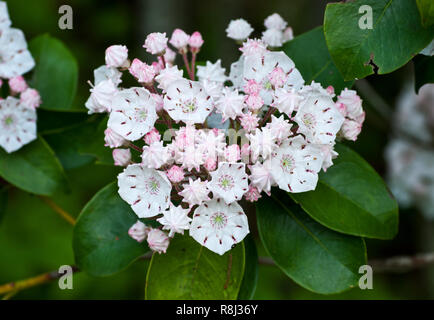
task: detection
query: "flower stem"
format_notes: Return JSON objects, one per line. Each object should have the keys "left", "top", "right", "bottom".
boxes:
{"left": 38, "top": 196, "right": 76, "bottom": 226}
{"left": 127, "top": 142, "right": 143, "bottom": 153}
{"left": 260, "top": 107, "right": 276, "bottom": 127}
{"left": 191, "top": 52, "right": 197, "bottom": 81}
{"left": 182, "top": 53, "right": 193, "bottom": 80}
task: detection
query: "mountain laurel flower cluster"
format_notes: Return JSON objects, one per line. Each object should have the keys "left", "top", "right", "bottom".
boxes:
{"left": 0, "top": 1, "right": 41, "bottom": 153}
{"left": 85, "top": 13, "right": 365, "bottom": 256}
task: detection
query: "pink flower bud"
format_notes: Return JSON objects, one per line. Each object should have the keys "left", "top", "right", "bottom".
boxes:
{"left": 20, "top": 88, "right": 41, "bottom": 110}
{"left": 147, "top": 229, "right": 170, "bottom": 254}
{"left": 144, "top": 32, "right": 168, "bottom": 55}
{"left": 128, "top": 220, "right": 150, "bottom": 243}
{"left": 9, "top": 76, "right": 28, "bottom": 93}
{"left": 244, "top": 185, "right": 261, "bottom": 202}
{"left": 224, "top": 144, "right": 241, "bottom": 162}
{"left": 170, "top": 28, "right": 190, "bottom": 51}
{"left": 326, "top": 85, "right": 335, "bottom": 96}
{"left": 105, "top": 45, "right": 128, "bottom": 68}
{"left": 244, "top": 79, "right": 261, "bottom": 95}
{"left": 163, "top": 48, "right": 176, "bottom": 65}
{"left": 282, "top": 27, "right": 294, "bottom": 42}
{"left": 341, "top": 119, "right": 362, "bottom": 141}
{"left": 166, "top": 165, "right": 185, "bottom": 183}
{"left": 268, "top": 67, "right": 287, "bottom": 88}
{"left": 113, "top": 148, "right": 131, "bottom": 166}
{"left": 241, "top": 143, "right": 250, "bottom": 158}
{"left": 104, "top": 128, "right": 126, "bottom": 148}
{"left": 204, "top": 157, "right": 217, "bottom": 172}
{"left": 188, "top": 31, "right": 204, "bottom": 52}
{"left": 144, "top": 128, "right": 161, "bottom": 145}
{"left": 245, "top": 94, "right": 263, "bottom": 111}
{"left": 129, "top": 58, "right": 156, "bottom": 83}
{"left": 151, "top": 93, "right": 164, "bottom": 112}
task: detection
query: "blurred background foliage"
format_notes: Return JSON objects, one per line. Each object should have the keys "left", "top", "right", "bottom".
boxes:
{"left": 1, "top": 0, "right": 433, "bottom": 299}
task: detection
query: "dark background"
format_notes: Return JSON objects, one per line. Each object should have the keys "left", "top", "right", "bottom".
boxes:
{"left": 0, "top": 0, "right": 432, "bottom": 299}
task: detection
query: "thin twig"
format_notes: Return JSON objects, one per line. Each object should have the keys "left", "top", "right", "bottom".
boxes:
{"left": 38, "top": 196, "right": 76, "bottom": 226}
{"left": 0, "top": 266, "right": 80, "bottom": 296}
{"left": 369, "top": 252, "right": 434, "bottom": 273}
{"left": 258, "top": 253, "right": 434, "bottom": 274}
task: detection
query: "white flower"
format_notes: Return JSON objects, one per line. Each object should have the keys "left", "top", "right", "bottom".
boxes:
{"left": 197, "top": 60, "right": 227, "bottom": 83}
{"left": 294, "top": 93, "right": 344, "bottom": 145}
{"left": 155, "top": 65, "right": 184, "bottom": 91}
{"left": 164, "top": 79, "right": 213, "bottom": 124}
{"left": 0, "top": 96, "right": 37, "bottom": 153}
{"left": 243, "top": 51, "right": 304, "bottom": 105}
{"left": 108, "top": 87, "right": 158, "bottom": 141}
{"left": 128, "top": 220, "right": 150, "bottom": 243}
{"left": 93, "top": 65, "right": 122, "bottom": 86}
{"left": 340, "top": 119, "right": 362, "bottom": 141}
{"left": 248, "top": 160, "right": 274, "bottom": 195}
{"left": 105, "top": 45, "right": 128, "bottom": 68}
{"left": 264, "top": 13, "right": 287, "bottom": 31}
{"left": 262, "top": 28, "right": 283, "bottom": 47}
{"left": 190, "top": 199, "right": 249, "bottom": 255}
{"left": 200, "top": 79, "right": 224, "bottom": 100}
{"left": 179, "top": 178, "right": 210, "bottom": 207}
{"left": 208, "top": 162, "right": 248, "bottom": 204}
{"left": 147, "top": 229, "right": 170, "bottom": 254}
{"left": 272, "top": 87, "right": 304, "bottom": 116}
{"left": 226, "top": 18, "right": 253, "bottom": 41}
{"left": 229, "top": 56, "right": 245, "bottom": 89}
{"left": 0, "top": 1, "right": 11, "bottom": 30}
{"left": 143, "top": 32, "right": 168, "bottom": 55}
{"left": 176, "top": 145, "right": 205, "bottom": 171}
{"left": 196, "top": 129, "right": 226, "bottom": 160}
{"left": 86, "top": 79, "right": 117, "bottom": 114}
{"left": 0, "top": 97, "right": 37, "bottom": 153}
{"left": 266, "top": 115, "right": 293, "bottom": 142}
{"left": 215, "top": 87, "right": 245, "bottom": 121}
{"left": 20, "top": 88, "right": 41, "bottom": 110}
{"left": 157, "top": 203, "right": 192, "bottom": 237}
{"left": 270, "top": 135, "right": 324, "bottom": 193}
{"left": 118, "top": 164, "right": 172, "bottom": 218}
{"left": 142, "top": 141, "right": 170, "bottom": 169}
{"left": 247, "top": 127, "right": 278, "bottom": 161}
{"left": 0, "top": 28, "right": 35, "bottom": 79}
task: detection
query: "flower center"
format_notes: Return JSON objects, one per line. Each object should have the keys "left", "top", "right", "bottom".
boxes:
{"left": 210, "top": 212, "right": 228, "bottom": 230}
{"left": 302, "top": 113, "right": 316, "bottom": 128}
{"left": 2, "top": 114, "right": 14, "bottom": 127}
{"left": 182, "top": 99, "right": 197, "bottom": 113}
{"left": 280, "top": 154, "right": 295, "bottom": 172}
{"left": 262, "top": 80, "right": 273, "bottom": 90}
{"left": 135, "top": 108, "right": 148, "bottom": 122}
{"left": 218, "top": 174, "right": 234, "bottom": 191}
{"left": 146, "top": 177, "right": 160, "bottom": 195}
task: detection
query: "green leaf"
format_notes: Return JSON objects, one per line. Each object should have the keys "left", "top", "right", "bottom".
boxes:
{"left": 73, "top": 182, "right": 147, "bottom": 277}
{"left": 414, "top": 54, "right": 434, "bottom": 93}
{"left": 283, "top": 26, "right": 353, "bottom": 93}
{"left": 237, "top": 235, "right": 258, "bottom": 300}
{"left": 417, "top": 0, "right": 434, "bottom": 27}
{"left": 0, "top": 186, "right": 8, "bottom": 224}
{"left": 324, "top": 0, "right": 434, "bottom": 81}
{"left": 256, "top": 192, "right": 367, "bottom": 294}
{"left": 291, "top": 143, "right": 399, "bottom": 240}
{"left": 29, "top": 34, "right": 79, "bottom": 111}
{"left": 43, "top": 115, "right": 113, "bottom": 170}
{"left": 0, "top": 137, "right": 68, "bottom": 196}
{"left": 145, "top": 235, "right": 245, "bottom": 300}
